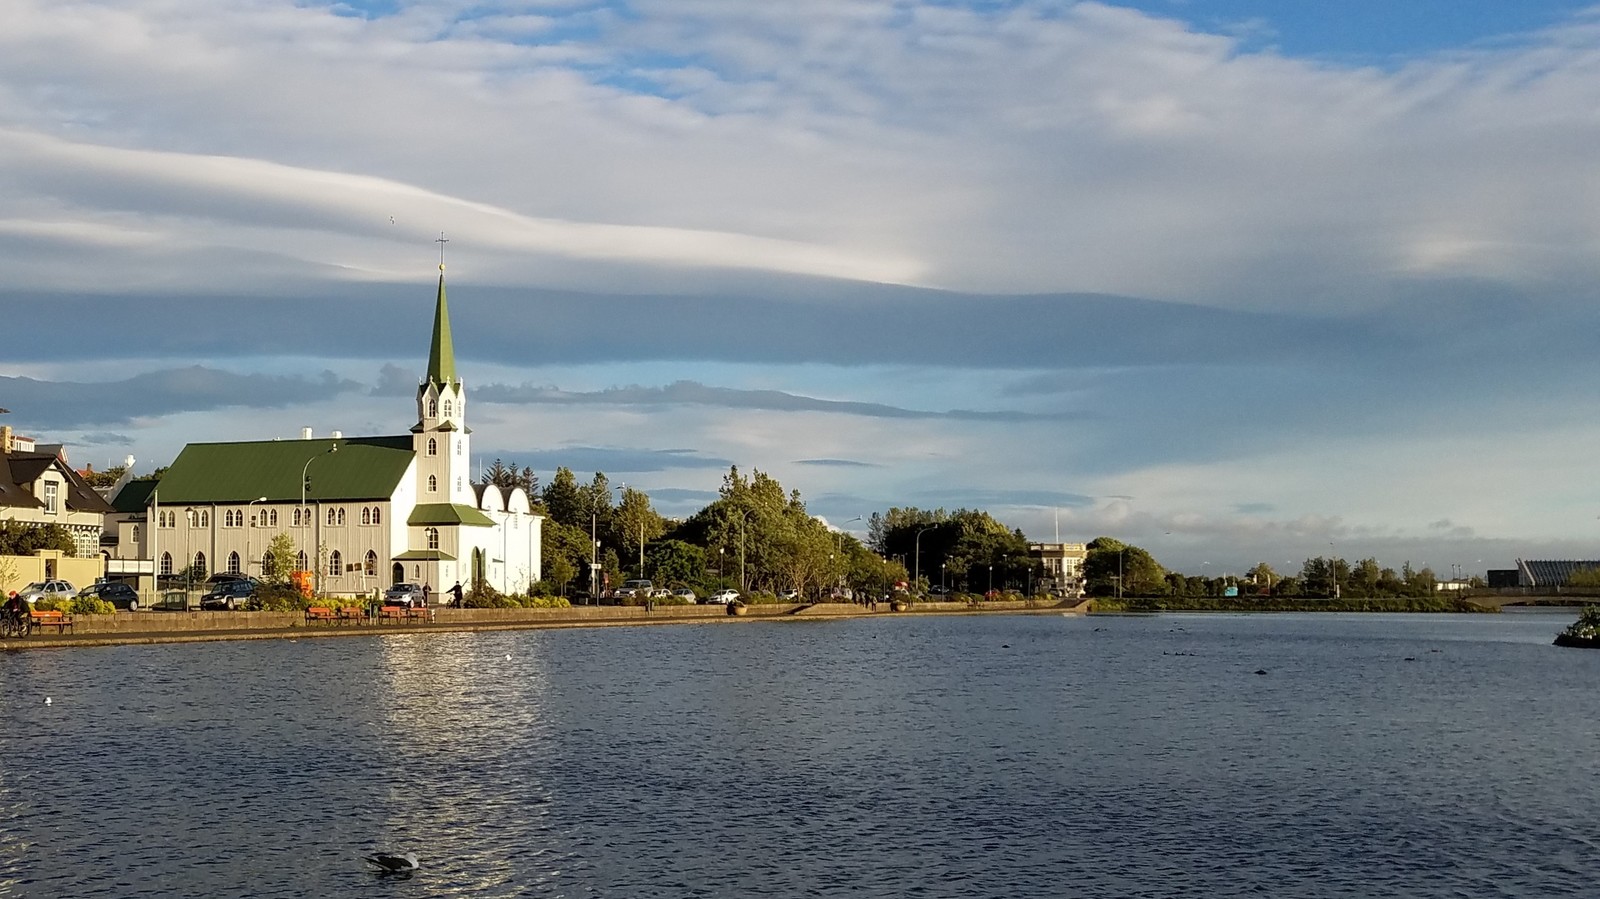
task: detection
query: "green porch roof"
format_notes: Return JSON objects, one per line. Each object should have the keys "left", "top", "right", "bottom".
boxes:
{"left": 153, "top": 437, "right": 415, "bottom": 504}
{"left": 408, "top": 502, "right": 495, "bottom": 527}
{"left": 394, "top": 549, "right": 457, "bottom": 561}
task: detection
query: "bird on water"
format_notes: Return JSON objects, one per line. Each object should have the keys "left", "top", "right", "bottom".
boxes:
{"left": 364, "top": 852, "right": 420, "bottom": 874}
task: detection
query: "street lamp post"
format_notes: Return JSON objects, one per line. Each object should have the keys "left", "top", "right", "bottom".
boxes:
{"left": 987, "top": 564, "right": 993, "bottom": 595}
{"left": 914, "top": 525, "right": 935, "bottom": 594}
{"left": 300, "top": 444, "right": 338, "bottom": 571}
{"left": 737, "top": 509, "right": 755, "bottom": 594}
{"left": 246, "top": 496, "right": 267, "bottom": 575}
{"left": 1329, "top": 542, "right": 1339, "bottom": 599}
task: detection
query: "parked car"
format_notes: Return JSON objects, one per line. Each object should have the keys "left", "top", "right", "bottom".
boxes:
{"left": 77, "top": 582, "right": 141, "bottom": 611}
{"left": 199, "top": 578, "right": 258, "bottom": 611}
{"left": 779, "top": 590, "right": 799, "bottom": 601}
{"left": 706, "top": 589, "right": 740, "bottom": 605}
{"left": 15, "top": 580, "right": 75, "bottom": 605}
{"left": 671, "top": 588, "right": 697, "bottom": 603}
{"left": 384, "top": 583, "right": 429, "bottom": 607}
{"left": 617, "top": 578, "right": 653, "bottom": 599}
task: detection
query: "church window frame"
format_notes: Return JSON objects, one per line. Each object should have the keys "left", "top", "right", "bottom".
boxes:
{"left": 328, "top": 550, "right": 342, "bottom": 577}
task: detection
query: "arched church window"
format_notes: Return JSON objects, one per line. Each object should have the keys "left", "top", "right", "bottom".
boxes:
{"left": 160, "top": 552, "right": 173, "bottom": 575}
{"left": 429, "top": 398, "right": 438, "bottom": 417}
{"left": 427, "top": 528, "right": 440, "bottom": 550}
{"left": 228, "top": 551, "right": 241, "bottom": 574}
{"left": 364, "top": 551, "right": 377, "bottom": 576}
{"left": 428, "top": 438, "right": 437, "bottom": 456}
{"left": 428, "top": 475, "right": 437, "bottom": 493}
{"left": 443, "top": 400, "right": 453, "bottom": 417}
{"left": 328, "top": 550, "right": 342, "bottom": 577}
{"left": 372, "top": 507, "right": 381, "bottom": 525}
{"left": 193, "top": 552, "right": 207, "bottom": 577}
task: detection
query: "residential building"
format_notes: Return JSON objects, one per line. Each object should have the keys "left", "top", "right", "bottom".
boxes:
{"left": 1029, "top": 541, "right": 1087, "bottom": 597}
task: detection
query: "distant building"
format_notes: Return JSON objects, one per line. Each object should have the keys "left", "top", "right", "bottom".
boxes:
{"left": 1514, "top": 559, "right": 1600, "bottom": 588}
{"left": 1029, "top": 542, "right": 1087, "bottom": 597}
{"left": 1485, "top": 569, "right": 1520, "bottom": 589}
{"left": 0, "top": 427, "right": 113, "bottom": 558}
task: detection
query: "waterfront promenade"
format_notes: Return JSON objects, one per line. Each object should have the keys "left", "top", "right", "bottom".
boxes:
{"left": 0, "top": 598, "right": 1087, "bottom": 649}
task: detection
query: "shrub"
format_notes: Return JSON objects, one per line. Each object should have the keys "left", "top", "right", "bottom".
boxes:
{"left": 745, "top": 591, "right": 782, "bottom": 605}
{"left": 251, "top": 582, "right": 315, "bottom": 612}
{"left": 67, "top": 596, "right": 115, "bottom": 615}
{"left": 528, "top": 595, "right": 571, "bottom": 609}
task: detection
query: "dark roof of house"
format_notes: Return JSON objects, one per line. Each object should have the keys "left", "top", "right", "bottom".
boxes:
{"left": 153, "top": 436, "right": 415, "bottom": 504}
{"left": 0, "top": 450, "right": 116, "bottom": 514}
{"left": 111, "top": 478, "right": 160, "bottom": 513}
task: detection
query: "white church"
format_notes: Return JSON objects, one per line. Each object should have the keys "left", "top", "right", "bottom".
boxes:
{"left": 108, "top": 264, "right": 543, "bottom": 600}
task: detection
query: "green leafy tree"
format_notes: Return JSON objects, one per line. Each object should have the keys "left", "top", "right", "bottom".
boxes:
{"left": 545, "top": 555, "right": 577, "bottom": 596}
{"left": 614, "top": 486, "right": 666, "bottom": 575}
{"left": 0, "top": 522, "right": 77, "bottom": 557}
{"left": 541, "top": 467, "right": 585, "bottom": 529}
{"left": 261, "top": 532, "right": 297, "bottom": 584}
{"left": 647, "top": 539, "right": 705, "bottom": 587}
{"left": 1083, "top": 538, "right": 1167, "bottom": 596}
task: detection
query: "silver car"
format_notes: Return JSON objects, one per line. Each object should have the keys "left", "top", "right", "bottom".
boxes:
{"left": 16, "top": 579, "right": 76, "bottom": 604}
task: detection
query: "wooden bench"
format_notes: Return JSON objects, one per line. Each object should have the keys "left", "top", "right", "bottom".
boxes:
{"left": 405, "top": 607, "right": 434, "bottom": 623}
{"left": 378, "top": 605, "right": 406, "bottom": 623}
{"left": 305, "top": 606, "right": 336, "bottom": 624}
{"left": 336, "top": 607, "right": 366, "bottom": 624}
{"left": 29, "top": 609, "right": 74, "bottom": 634}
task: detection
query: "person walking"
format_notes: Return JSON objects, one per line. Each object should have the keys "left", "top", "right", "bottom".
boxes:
{"left": 449, "top": 581, "right": 464, "bottom": 607}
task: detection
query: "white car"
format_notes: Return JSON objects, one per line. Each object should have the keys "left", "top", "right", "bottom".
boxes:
{"left": 671, "top": 588, "right": 697, "bottom": 603}
{"left": 706, "top": 589, "right": 740, "bottom": 605}
{"left": 16, "top": 580, "right": 76, "bottom": 605}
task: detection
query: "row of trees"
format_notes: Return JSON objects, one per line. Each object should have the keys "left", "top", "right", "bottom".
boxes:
{"left": 1080, "top": 538, "right": 1467, "bottom": 599}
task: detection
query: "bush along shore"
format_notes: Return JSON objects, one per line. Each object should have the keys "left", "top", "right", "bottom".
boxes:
{"left": 1091, "top": 595, "right": 1496, "bottom": 614}
{"left": 1554, "top": 606, "right": 1600, "bottom": 647}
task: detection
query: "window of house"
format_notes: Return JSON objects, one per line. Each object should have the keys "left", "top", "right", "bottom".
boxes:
{"left": 364, "top": 550, "right": 377, "bottom": 576}
{"left": 337, "top": 508, "right": 346, "bottom": 525}
{"left": 269, "top": 509, "right": 278, "bottom": 526}
{"left": 427, "top": 527, "right": 440, "bottom": 550}
{"left": 43, "top": 482, "right": 58, "bottom": 515}
{"left": 160, "top": 552, "right": 173, "bottom": 575}
{"left": 428, "top": 398, "right": 438, "bottom": 417}
{"left": 371, "top": 507, "right": 380, "bottom": 525}
{"left": 328, "top": 550, "right": 342, "bottom": 577}
{"left": 263, "top": 551, "right": 274, "bottom": 576}
{"left": 443, "top": 400, "right": 452, "bottom": 417}
{"left": 228, "top": 551, "right": 241, "bottom": 574}
{"left": 428, "top": 438, "right": 437, "bottom": 456}
{"left": 193, "top": 552, "right": 207, "bottom": 577}
{"left": 428, "top": 475, "right": 437, "bottom": 492}
{"left": 327, "top": 507, "right": 336, "bottom": 526}
{"left": 297, "top": 550, "right": 308, "bottom": 571}
{"left": 361, "top": 508, "right": 371, "bottom": 526}
{"left": 132, "top": 524, "right": 141, "bottom": 543}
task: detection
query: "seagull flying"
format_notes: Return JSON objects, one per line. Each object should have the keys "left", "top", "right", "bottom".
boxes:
{"left": 365, "top": 852, "right": 420, "bottom": 874}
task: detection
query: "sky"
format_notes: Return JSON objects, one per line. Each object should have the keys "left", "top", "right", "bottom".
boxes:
{"left": 4, "top": 0, "right": 1600, "bottom": 578}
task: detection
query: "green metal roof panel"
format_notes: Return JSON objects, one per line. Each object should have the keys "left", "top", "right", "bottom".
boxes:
{"left": 154, "top": 437, "right": 414, "bottom": 504}
{"left": 394, "top": 549, "right": 457, "bottom": 561}
{"left": 408, "top": 502, "right": 495, "bottom": 527}
{"left": 112, "top": 478, "right": 159, "bottom": 512}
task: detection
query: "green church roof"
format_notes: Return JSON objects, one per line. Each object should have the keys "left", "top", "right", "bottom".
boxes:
{"left": 408, "top": 502, "right": 495, "bottom": 527}
{"left": 153, "top": 437, "right": 415, "bottom": 504}
{"left": 112, "top": 477, "right": 160, "bottom": 513}
{"left": 426, "top": 270, "right": 457, "bottom": 387}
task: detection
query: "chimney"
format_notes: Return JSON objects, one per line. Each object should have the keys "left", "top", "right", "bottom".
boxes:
{"left": 301, "top": 427, "right": 313, "bottom": 440}
{"left": 331, "top": 430, "right": 343, "bottom": 440}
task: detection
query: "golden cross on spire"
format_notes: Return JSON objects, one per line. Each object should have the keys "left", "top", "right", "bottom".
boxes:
{"left": 436, "top": 232, "right": 449, "bottom": 271}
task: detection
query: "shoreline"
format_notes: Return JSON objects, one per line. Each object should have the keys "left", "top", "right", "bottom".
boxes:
{"left": 0, "top": 599, "right": 1087, "bottom": 650}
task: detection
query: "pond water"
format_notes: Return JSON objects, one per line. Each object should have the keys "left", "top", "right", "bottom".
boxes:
{"left": 2, "top": 609, "right": 1596, "bottom": 897}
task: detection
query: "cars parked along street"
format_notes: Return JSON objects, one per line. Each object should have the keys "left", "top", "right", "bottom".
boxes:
{"left": 671, "top": 588, "right": 697, "bottom": 603}
{"left": 705, "top": 589, "right": 740, "bottom": 605}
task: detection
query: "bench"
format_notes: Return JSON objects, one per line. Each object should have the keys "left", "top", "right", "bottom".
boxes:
{"left": 405, "top": 607, "right": 434, "bottom": 623}
{"left": 336, "top": 607, "right": 366, "bottom": 624}
{"left": 378, "top": 605, "right": 407, "bottom": 623}
{"left": 305, "top": 606, "right": 336, "bottom": 624}
{"left": 29, "top": 609, "right": 74, "bottom": 634}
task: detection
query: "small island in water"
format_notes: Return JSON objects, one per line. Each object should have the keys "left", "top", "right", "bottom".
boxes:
{"left": 1553, "top": 606, "right": 1600, "bottom": 647}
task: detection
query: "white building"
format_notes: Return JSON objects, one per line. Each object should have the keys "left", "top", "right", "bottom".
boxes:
{"left": 108, "top": 265, "right": 542, "bottom": 600}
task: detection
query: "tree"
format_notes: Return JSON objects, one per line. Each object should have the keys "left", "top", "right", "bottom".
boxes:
{"left": 541, "top": 467, "right": 585, "bottom": 529}
{"left": 647, "top": 540, "right": 705, "bottom": 587}
{"left": 614, "top": 487, "right": 666, "bottom": 575}
{"left": 0, "top": 522, "right": 77, "bottom": 557}
{"left": 545, "top": 555, "right": 576, "bottom": 596}
{"left": 479, "top": 459, "right": 540, "bottom": 499}
{"left": 80, "top": 464, "right": 126, "bottom": 489}
{"left": 1083, "top": 538, "right": 1167, "bottom": 596}
{"left": 261, "top": 532, "right": 297, "bottom": 584}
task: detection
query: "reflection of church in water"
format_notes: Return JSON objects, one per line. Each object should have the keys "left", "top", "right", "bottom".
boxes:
{"left": 110, "top": 262, "right": 543, "bottom": 598}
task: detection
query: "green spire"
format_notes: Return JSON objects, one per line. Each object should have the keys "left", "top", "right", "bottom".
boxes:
{"left": 426, "top": 267, "right": 456, "bottom": 386}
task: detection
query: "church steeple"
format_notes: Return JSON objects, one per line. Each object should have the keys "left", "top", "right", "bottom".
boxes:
{"left": 426, "top": 266, "right": 457, "bottom": 387}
